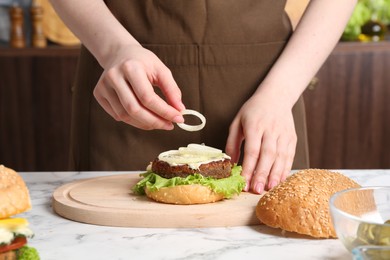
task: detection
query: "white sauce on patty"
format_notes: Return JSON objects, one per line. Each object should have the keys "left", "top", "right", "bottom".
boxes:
{"left": 158, "top": 144, "right": 230, "bottom": 170}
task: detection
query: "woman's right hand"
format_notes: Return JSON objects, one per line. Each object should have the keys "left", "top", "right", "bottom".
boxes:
{"left": 93, "top": 44, "right": 185, "bottom": 130}
{"left": 48, "top": 1, "right": 184, "bottom": 130}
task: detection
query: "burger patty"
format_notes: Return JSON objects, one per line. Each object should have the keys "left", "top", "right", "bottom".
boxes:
{"left": 151, "top": 159, "right": 232, "bottom": 179}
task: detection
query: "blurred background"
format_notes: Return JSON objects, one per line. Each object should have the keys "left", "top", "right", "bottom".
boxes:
{"left": 342, "top": 0, "right": 390, "bottom": 41}
{"left": 0, "top": 0, "right": 389, "bottom": 172}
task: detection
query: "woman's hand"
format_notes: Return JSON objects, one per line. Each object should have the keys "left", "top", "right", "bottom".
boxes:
{"left": 93, "top": 44, "right": 185, "bottom": 130}
{"left": 226, "top": 89, "right": 297, "bottom": 194}
{"left": 224, "top": 0, "right": 358, "bottom": 194}
{"left": 48, "top": 0, "right": 184, "bottom": 130}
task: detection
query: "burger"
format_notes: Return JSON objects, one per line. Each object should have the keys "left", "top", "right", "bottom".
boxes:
{"left": 132, "top": 144, "right": 246, "bottom": 204}
{"left": 0, "top": 165, "right": 40, "bottom": 260}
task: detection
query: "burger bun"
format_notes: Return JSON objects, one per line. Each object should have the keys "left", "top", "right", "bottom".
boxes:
{"left": 256, "top": 169, "right": 360, "bottom": 238}
{"left": 145, "top": 184, "right": 224, "bottom": 205}
{"left": 0, "top": 165, "right": 31, "bottom": 219}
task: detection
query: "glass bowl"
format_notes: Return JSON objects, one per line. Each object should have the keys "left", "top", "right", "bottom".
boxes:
{"left": 352, "top": 245, "right": 390, "bottom": 260}
{"left": 329, "top": 186, "right": 390, "bottom": 253}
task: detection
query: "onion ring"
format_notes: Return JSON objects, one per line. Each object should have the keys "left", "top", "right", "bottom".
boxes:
{"left": 176, "top": 109, "right": 206, "bottom": 131}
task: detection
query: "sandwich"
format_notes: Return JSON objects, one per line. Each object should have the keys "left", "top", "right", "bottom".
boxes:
{"left": 0, "top": 165, "right": 40, "bottom": 260}
{"left": 255, "top": 169, "right": 360, "bottom": 238}
{"left": 132, "top": 144, "right": 246, "bottom": 204}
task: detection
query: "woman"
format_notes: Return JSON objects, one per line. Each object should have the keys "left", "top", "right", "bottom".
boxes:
{"left": 50, "top": 0, "right": 356, "bottom": 194}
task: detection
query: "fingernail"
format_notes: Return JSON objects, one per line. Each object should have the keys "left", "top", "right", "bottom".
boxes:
{"left": 254, "top": 183, "right": 264, "bottom": 194}
{"left": 244, "top": 182, "right": 249, "bottom": 192}
{"left": 162, "top": 123, "right": 174, "bottom": 130}
{"left": 173, "top": 115, "right": 184, "bottom": 123}
{"left": 166, "top": 124, "right": 174, "bottom": 130}
{"left": 268, "top": 181, "right": 278, "bottom": 190}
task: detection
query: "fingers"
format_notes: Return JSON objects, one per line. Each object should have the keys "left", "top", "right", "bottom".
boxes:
{"left": 95, "top": 80, "right": 162, "bottom": 130}
{"left": 154, "top": 66, "right": 186, "bottom": 112}
{"left": 251, "top": 132, "right": 282, "bottom": 194}
{"left": 122, "top": 61, "right": 184, "bottom": 123}
{"left": 281, "top": 134, "right": 297, "bottom": 182}
{"left": 94, "top": 68, "right": 174, "bottom": 130}
{"left": 240, "top": 126, "right": 263, "bottom": 192}
{"left": 225, "top": 119, "right": 244, "bottom": 163}
{"left": 265, "top": 134, "right": 290, "bottom": 191}
{"left": 243, "top": 132, "right": 277, "bottom": 194}
{"left": 94, "top": 59, "right": 185, "bottom": 130}
{"left": 95, "top": 95, "right": 117, "bottom": 120}
{"left": 242, "top": 129, "right": 297, "bottom": 194}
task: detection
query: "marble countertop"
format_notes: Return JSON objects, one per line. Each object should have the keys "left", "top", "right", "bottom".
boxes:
{"left": 18, "top": 170, "right": 390, "bottom": 260}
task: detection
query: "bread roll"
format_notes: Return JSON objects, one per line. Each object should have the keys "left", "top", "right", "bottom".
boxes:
{"left": 256, "top": 169, "right": 360, "bottom": 238}
{"left": 0, "top": 250, "right": 17, "bottom": 260}
{"left": 0, "top": 165, "right": 31, "bottom": 218}
{"left": 145, "top": 184, "right": 225, "bottom": 205}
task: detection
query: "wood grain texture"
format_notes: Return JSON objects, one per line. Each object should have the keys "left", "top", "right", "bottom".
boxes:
{"left": 1, "top": 42, "right": 390, "bottom": 171}
{"left": 0, "top": 46, "right": 79, "bottom": 171}
{"left": 52, "top": 174, "right": 262, "bottom": 228}
{"left": 303, "top": 42, "right": 390, "bottom": 169}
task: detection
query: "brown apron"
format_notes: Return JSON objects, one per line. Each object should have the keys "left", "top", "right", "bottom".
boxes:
{"left": 70, "top": 0, "right": 310, "bottom": 171}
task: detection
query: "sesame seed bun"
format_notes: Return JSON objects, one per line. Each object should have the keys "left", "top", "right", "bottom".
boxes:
{"left": 0, "top": 165, "right": 31, "bottom": 218}
{"left": 145, "top": 184, "right": 225, "bottom": 205}
{"left": 255, "top": 169, "right": 360, "bottom": 238}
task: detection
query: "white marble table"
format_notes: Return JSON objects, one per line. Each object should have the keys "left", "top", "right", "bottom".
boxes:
{"left": 19, "top": 170, "right": 390, "bottom": 260}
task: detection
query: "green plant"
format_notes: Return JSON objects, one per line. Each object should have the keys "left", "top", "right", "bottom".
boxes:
{"left": 342, "top": 0, "right": 390, "bottom": 41}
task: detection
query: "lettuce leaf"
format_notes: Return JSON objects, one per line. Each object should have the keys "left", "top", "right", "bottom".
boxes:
{"left": 132, "top": 165, "right": 245, "bottom": 199}
{"left": 17, "top": 246, "right": 40, "bottom": 260}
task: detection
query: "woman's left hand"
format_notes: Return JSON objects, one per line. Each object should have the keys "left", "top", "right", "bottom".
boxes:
{"left": 225, "top": 0, "right": 359, "bottom": 195}
{"left": 225, "top": 90, "right": 297, "bottom": 194}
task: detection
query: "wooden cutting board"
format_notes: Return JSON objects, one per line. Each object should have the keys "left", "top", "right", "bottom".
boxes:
{"left": 52, "top": 173, "right": 263, "bottom": 228}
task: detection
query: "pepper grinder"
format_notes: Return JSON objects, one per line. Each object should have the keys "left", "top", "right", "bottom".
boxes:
{"left": 9, "top": 4, "right": 26, "bottom": 48}
{"left": 30, "top": 2, "right": 47, "bottom": 48}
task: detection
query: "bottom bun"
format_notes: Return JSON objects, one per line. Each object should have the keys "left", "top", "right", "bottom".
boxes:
{"left": 0, "top": 250, "right": 17, "bottom": 260}
{"left": 145, "top": 184, "right": 224, "bottom": 205}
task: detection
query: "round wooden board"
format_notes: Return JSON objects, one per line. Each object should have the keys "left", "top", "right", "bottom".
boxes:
{"left": 52, "top": 173, "right": 263, "bottom": 228}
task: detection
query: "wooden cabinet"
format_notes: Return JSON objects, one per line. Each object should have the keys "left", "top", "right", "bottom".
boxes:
{"left": 1, "top": 42, "right": 389, "bottom": 171}
{"left": 303, "top": 42, "right": 390, "bottom": 169}
{"left": 0, "top": 46, "right": 79, "bottom": 171}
